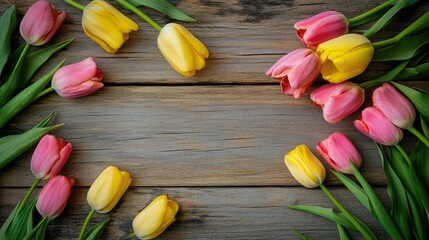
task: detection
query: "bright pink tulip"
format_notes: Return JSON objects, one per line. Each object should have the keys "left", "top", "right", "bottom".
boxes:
{"left": 354, "top": 107, "right": 403, "bottom": 146}
{"left": 19, "top": 0, "right": 66, "bottom": 46}
{"left": 317, "top": 132, "right": 362, "bottom": 174}
{"left": 295, "top": 11, "right": 348, "bottom": 50}
{"left": 36, "top": 175, "right": 74, "bottom": 219}
{"left": 373, "top": 83, "right": 416, "bottom": 129}
{"left": 266, "top": 49, "right": 320, "bottom": 99}
{"left": 31, "top": 134, "right": 72, "bottom": 180}
{"left": 310, "top": 82, "right": 364, "bottom": 124}
{"left": 52, "top": 57, "right": 104, "bottom": 98}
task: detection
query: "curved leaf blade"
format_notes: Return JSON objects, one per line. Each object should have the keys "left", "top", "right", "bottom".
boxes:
{"left": 127, "top": 0, "right": 195, "bottom": 22}
{"left": 0, "top": 5, "right": 17, "bottom": 75}
{"left": 373, "top": 34, "right": 429, "bottom": 61}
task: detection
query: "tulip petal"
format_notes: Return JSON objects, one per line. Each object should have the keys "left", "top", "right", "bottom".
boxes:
{"left": 133, "top": 195, "right": 168, "bottom": 238}
{"left": 322, "top": 89, "right": 364, "bottom": 123}
{"left": 288, "top": 53, "right": 320, "bottom": 89}
{"left": 173, "top": 23, "right": 208, "bottom": 58}
{"left": 143, "top": 200, "right": 179, "bottom": 239}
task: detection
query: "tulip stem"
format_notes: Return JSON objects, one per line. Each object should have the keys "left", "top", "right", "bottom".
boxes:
{"left": 394, "top": 144, "right": 411, "bottom": 166}
{"left": 408, "top": 126, "right": 429, "bottom": 149}
{"left": 78, "top": 209, "right": 95, "bottom": 240}
{"left": 36, "top": 87, "right": 54, "bottom": 100}
{"left": 129, "top": 232, "right": 136, "bottom": 238}
{"left": 358, "top": 60, "right": 409, "bottom": 89}
{"left": 348, "top": 0, "right": 395, "bottom": 28}
{"left": 64, "top": 0, "right": 85, "bottom": 11}
{"left": 116, "top": 0, "right": 162, "bottom": 31}
{"left": 23, "top": 217, "right": 48, "bottom": 240}
{"left": 319, "top": 183, "right": 376, "bottom": 240}
{"left": 18, "top": 178, "right": 41, "bottom": 213}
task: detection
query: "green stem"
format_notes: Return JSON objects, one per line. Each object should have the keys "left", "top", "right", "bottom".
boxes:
{"left": 394, "top": 144, "right": 411, "bottom": 165}
{"left": 372, "top": 11, "right": 429, "bottom": 48}
{"left": 408, "top": 126, "right": 429, "bottom": 149}
{"left": 64, "top": 0, "right": 85, "bottom": 11}
{"left": 116, "top": 0, "right": 162, "bottom": 31}
{"left": 78, "top": 209, "right": 95, "bottom": 240}
{"left": 17, "top": 178, "right": 41, "bottom": 213}
{"left": 23, "top": 217, "right": 48, "bottom": 240}
{"left": 129, "top": 232, "right": 136, "bottom": 238}
{"left": 358, "top": 60, "right": 409, "bottom": 89}
{"left": 348, "top": 0, "right": 395, "bottom": 27}
{"left": 319, "top": 183, "right": 376, "bottom": 240}
{"left": 36, "top": 87, "right": 54, "bottom": 100}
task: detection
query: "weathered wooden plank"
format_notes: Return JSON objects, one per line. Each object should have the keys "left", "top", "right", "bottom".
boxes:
{"left": 0, "top": 187, "right": 390, "bottom": 239}
{"left": 3, "top": 0, "right": 426, "bottom": 84}
{"left": 1, "top": 85, "right": 416, "bottom": 187}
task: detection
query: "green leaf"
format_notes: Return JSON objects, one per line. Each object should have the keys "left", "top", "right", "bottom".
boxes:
{"left": 0, "top": 121, "right": 64, "bottom": 170}
{"left": 391, "top": 82, "right": 429, "bottom": 123}
{"left": 411, "top": 133, "right": 429, "bottom": 190}
{"left": 378, "top": 144, "right": 412, "bottom": 239}
{"left": 35, "top": 218, "right": 50, "bottom": 240}
{"left": 331, "top": 171, "right": 370, "bottom": 211}
{"left": 127, "top": 0, "right": 196, "bottom": 22}
{"left": 5, "top": 196, "right": 37, "bottom": 240}
{"left": 84, "top": 218, "right": 110, "bottom": 240}
{"left": 20, "top": 38, "right": 74, "bottom": 88}
{"left": 373, "top": 34, "right": 429, "bottom": 61}
{"left": 291, "top": 229, "right": 312, "bottom": 240}
{"left": 351, "top": 164, "right": 405, "bottom": 240}
{"left": 288, "top": 205, "right": 356, "bottom": 230}
{"left": 0, "top": 201, "right": 20, "bottom": 237}
{"left": 0, "top": 59, "right": 65, "bottom": 129}
{"left": 0, "top": 5, "right": 17, "bottom": 75}
{"left": 393, "top": 62, "right": 429, "bottom": 81}
{"left": 406, "top": 191, "right": 428, "bottom": 239}
{"left": 420, "top": 115, "right": 429, "bottom": 138}
{"left": 336, "top": 223, "right": 350, "bottom": 240}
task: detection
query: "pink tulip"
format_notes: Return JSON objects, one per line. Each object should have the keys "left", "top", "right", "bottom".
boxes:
{"left": 52, "top": 57, "right": 104, "bottom": 98}
{"left": 266, "top": 49, "right": 320, "bottom": 99}
{"left": 19, "top": 0, "right": 66, "bottom": 46}
{"left": 31, "top": 134, "right": 72, "bottom": 180}
{"left": 373, "top": 83, "right": 416, "bottom": 129}
{"left": 310, "top": 82, "right": 365, "bottom": 124}
{"left": 354, "top": 107, "right": 403, "bottom": 146}
{"left": 36, "top": 175, "right": 74, "bottom": 219}
{"left": 295, "top": 11, "right": 348, "bottom": 50}
{"left": 317, "top": 132, "right": 362, "bottom": 174}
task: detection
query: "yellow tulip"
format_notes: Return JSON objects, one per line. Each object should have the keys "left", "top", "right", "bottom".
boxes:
{"left": 87, "top": 166, "right": 132, "bottom": 213}
{"left": 157, "top": 23, "right": 209, "bottom": 77}
{"left": 316, "top": 34, "right": 373, "bottom": 83}
{"left": 284, "top": 144, "right": 326, "bottom": 188}
{"left": 132, "top": 195, "right": 179, "bottom": 240}
{"left": 82, "top": 0, "right": 138, "bottom": 53}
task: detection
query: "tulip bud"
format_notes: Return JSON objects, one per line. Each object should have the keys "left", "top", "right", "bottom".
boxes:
{"left": 52, "top": 57, "right": 104, "bottom": 98}
{"left": 36, "top": 175, "right": 74, "bottom": 219}
{"left": 31, "top": 134, "right": 72, "bottom": 180}
{"left": 354, "top": 107, "right": 403, "bottom": 146}
{"left": 82, "top": 0, "right": 138, "bottom": 53}
{"left": 132, "top": 195, "right": 179, "bottom": 240}
{"left": 316, "top": 34, "right": 373, "bottom": 83}
{"left": 310, "top": 82, "right": 365, "bottom": 123}
{"left": 158, "top": 23, "right": 209, "bottom": 77}
{"left": 295, "top": 11, "right": 348, "bottom": 50}
{"left": 284, "top": 144, "right": 326, "bottom": 188}
{"left": 87, "top": 166, "right": 132, "bottom": 213}
{"left": 317, "top": 132, "right": 362, "bottom": 174}
{"left": 19, "top": 0, "right": 66, "bottom": 46}
{"left": 373, "top": 83, "right": 416, "bottom": 129}
{"left": 266, "top": 48, "right": 321, "bottom": 99}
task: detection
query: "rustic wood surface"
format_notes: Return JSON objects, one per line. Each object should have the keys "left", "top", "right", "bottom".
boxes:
{"left": 1, "top": 0, "right": 427, "bottom": 239}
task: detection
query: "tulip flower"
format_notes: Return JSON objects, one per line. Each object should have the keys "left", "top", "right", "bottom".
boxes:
{"left": 284, "top": 144, "right": 326, "bottom": 188}
{"left": 31, "top": 134, "right": 72, "bottom": 180}
{"left": 310, "top": 82, "right": 365, "bottom": 123}
{"left": 19, "top": 0, "right": 66, "bottom": 46}
{"left": 82, "top": 0, "right": 138, "bottom": 53}
{"left": 87, "top": 166, "right": 132, "bottom": 213}
{"left": 316, "top": 34, "right": 373, "bottom": 83}
{"left": 36, "top": 175, "right": 74, "bottom": 219}
{"left": 51, "top": 57, "right": 103, "bottom": 98}
{"left": 266, "top": 49, "right": 321, "bottom": 99}
{"left": 317, "top": 132, "right": 362, "bottom": 174}
{"left": 295, "top": 11, "right": 348, "bottom": 50}
{"left": 158, "top": 23, "right": 209, "bottom": 77}
{"left": 132, "top": 195, "right": 179, "bottom": 240}
{"left": 354, "top": 107, "right": 403, "bottom": 146}
{"left": 372, "top": 83, "right": 416, "bottom": 129}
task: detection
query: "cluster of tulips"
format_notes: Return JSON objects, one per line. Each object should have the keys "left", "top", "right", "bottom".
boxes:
{"left": 266, "top": 0, "right": 429, "bottom": 239}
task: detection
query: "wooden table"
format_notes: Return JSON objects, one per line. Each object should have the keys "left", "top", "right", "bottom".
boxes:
{"left": 1, "top": 0, "right": 427, "bottom": 239}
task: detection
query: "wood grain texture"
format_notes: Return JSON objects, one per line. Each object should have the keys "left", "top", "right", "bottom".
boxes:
{"left": 0, "top": 85, "right": 405, "bottom": 187}
{"left": 0, "top": 187, "right": 390, "bottom": 239}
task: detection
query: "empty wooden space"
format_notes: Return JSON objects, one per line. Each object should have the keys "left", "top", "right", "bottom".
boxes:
{"left": 1, "top": 0, "right": 427, "bottom": 239}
